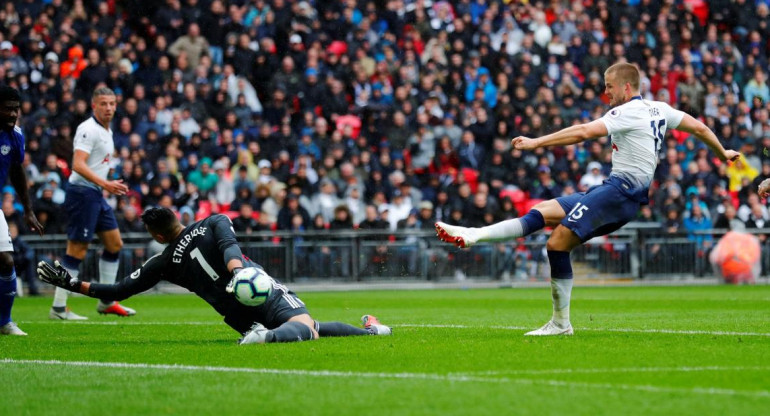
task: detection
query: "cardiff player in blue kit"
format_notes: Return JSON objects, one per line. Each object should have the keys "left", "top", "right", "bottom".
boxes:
{"left": 0, "top": 86, "right": 44, "bottom": 336}
{"left": 436, "top": 63, "right": 741, "bottom": 335}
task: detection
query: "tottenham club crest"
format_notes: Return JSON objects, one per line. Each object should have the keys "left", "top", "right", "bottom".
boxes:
{"left": 0, "top": 145, "right": 10, "bottom": 155}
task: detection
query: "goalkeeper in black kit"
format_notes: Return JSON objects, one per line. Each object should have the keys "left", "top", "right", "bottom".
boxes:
{"left": 37, "top": 207, "right": 391, "bottom": 344}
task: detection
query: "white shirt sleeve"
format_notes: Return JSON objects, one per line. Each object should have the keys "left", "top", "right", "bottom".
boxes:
{"left": 599, "top": 107, "right": 630, "bottom": 136}
{"left": 661, "top": 102, "right": 686, "bottom": 129}
{"left": 73, "top": 124, "right": 95, "bottom": 155}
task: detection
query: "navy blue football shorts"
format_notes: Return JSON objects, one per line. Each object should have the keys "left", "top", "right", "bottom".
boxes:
{"left": 555, "top": 176, "right": 648, "bottom": 243}
{"left": 64, "top": 184, "right": 119, "bottom": 242}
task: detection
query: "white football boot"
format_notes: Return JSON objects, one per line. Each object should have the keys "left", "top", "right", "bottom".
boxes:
{"left": 435, "top": 222, "right": 480, "bottom": 248}
{"left": 0, "top": 321, "right": 27, "bottom": 336}
{"left": 239, "top": 323, "right": 270, "bottom": 345}
{"left": 525, "top": 320, "right": 574, "bottom": 336}
{"left": 49, "top": 307, "right": 88, "bottom": 320}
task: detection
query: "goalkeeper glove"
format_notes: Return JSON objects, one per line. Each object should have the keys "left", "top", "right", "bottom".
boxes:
{"left": 225, "top": 267, "right": 244, "bottom": 293}
{"left": 37, "top": 260, "right": 81, "bottom": 292}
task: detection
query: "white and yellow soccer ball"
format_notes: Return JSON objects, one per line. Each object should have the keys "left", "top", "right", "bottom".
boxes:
{"left": 232, "top": 267, "right": 273, "bottom": 306}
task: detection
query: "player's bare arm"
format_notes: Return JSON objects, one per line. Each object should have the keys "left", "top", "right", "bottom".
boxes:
{"left": 9, "top": 163, "right": 43, "bottom": 236}
{"left": 512, "top": 119, "right": 609, "bottom": 151}
{"left": 675, "top": 114, "right": 741, "bottom": 162}
{"left": 71, "top": 149, "right": 128, "bottom": 195}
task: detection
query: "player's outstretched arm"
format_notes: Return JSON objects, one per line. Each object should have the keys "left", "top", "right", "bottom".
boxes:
{"left": 37, "top": 258, "right": 161, "bottom": 301}
{"left": 759, "top": 178, "right": 770, "bottom": 198}
{"left": 675, "top": 114, "right": 741, "bottom": 162}
{"left": 512, "top": 119, "right": 608, "bottom": 150}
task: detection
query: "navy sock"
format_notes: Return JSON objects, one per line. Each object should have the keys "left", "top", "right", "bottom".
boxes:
{"left": 61, "top": 254, "right": 82, "bottom": 271}
{"left": 0, "top": 271, "right": 17, "bottom": 326}
{"left": 315, "top": 321, "right": 369, "bottom": 337}
{"left": 266, "top": 321, "right": 314, "bottom": 343}
{"left": 547, "top": 250, "right": 573, "bottom": 279}
{"left": 521, "top": 210, "right": 546, "bottom": 235}
{"left": 101, "top": 250, "right": 120, "bottom": 262}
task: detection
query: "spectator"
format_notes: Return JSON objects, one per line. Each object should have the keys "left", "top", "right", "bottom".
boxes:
{"left": 187, "top": 157, "right": 218, "bottom": 195}
{"left": 168, "top": 23, "right": 210, "bottom": 69}
{"left": 232, "top": 204, "right": 260, "bottom": 234}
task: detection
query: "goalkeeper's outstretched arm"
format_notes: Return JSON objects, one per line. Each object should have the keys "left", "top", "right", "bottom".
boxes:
{"left": 38, "top": 259, "right": 162, "bottom": 302}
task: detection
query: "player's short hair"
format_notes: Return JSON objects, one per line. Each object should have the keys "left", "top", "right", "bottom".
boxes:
{"left": 141, "top": 207, "right": 180, "bottom": 237}
{"left": 0, "top": 85, "right": 21, "bottom": 103}
{"left": 92, "top": 87, "right": 115, "bottom": 101}
{"left": 605, "top": 63, "right": 640, "bottom": 91}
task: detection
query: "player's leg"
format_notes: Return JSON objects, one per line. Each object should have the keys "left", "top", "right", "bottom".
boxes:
{"left": 526, "top": 182, "right": 642, "bottom": 336}
{"left": 239, "top": 313, "right": 318, "bottom": 344}
{"left": 50, "top": 241, "right": 89, "bottom": 320}
{"left": 0, "top": 216, "right": 26, "bottom": 335}
{"left": 436, "top": 198, "right": 573, "bottom": 248}
{"left": 52, "top": 186, "right": 97, "bottom": 320}
{"left": 525, "top": 225, "right": 581, "bottom": 336}
{"left": 314, "top": 314, "right": 392, "bottom": 337}
{"left": 95, "top": 224, "right": 134, "bottom": 316}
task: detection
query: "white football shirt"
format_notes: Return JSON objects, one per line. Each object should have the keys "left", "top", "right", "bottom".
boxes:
{"left": 69, "top": 116, "right": 114, "bottom": 189}
{"left": 600, "top": 97, "right": 685, "bottom": 188}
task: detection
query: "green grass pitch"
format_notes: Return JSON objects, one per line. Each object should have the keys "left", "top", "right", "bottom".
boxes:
{"left": 1, "top": 285, "right": 769, "bottom": 415}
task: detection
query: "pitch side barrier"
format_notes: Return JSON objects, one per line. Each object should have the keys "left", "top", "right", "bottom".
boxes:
{"left": 19, "top": 224, "right": 760, "bottom": 283}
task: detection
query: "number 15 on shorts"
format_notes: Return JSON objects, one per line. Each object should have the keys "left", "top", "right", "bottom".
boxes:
{"left": 567, "top": 202, "right": 589, "bottom": 223}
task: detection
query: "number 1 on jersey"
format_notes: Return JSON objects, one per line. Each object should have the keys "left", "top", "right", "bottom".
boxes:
{"left": 191, "top": 247, "right": 219, "bottom": 281}
{"left": 650, "top": 119, "right": 665, "bottom": 154}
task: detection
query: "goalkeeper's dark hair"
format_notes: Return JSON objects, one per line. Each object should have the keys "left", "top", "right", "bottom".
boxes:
{"left": 0, "top": 85, "right": 21, "bottom": 103}
{"left": 141, "top": 207, "right": 180, "bottom": 237}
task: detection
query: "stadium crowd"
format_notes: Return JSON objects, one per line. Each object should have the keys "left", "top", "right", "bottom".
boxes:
{"left": 2, "top": 0, "right": 770, "bottom": 281}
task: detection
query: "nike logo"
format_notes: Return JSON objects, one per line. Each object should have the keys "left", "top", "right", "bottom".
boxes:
{"left": 567, "top": 218, "right": 578, "bottom": 223}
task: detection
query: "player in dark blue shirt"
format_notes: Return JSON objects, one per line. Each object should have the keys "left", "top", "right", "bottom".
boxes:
{"left": 37, "top": 207, "right": 391, "bottom": 344}
{"left": 0, "top": 86, "right": 44, "bottom": 336}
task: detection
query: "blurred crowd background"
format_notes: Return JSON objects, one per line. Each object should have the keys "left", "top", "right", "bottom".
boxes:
{"left": 1, "top": 0, "right": 770, "bottom": 253}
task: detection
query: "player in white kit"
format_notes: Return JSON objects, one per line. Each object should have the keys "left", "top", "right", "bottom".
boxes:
{"left": 436, "top": 63, "right": 741, "bottom": 335}
{"left": 50, "top": 87, "right": 136, "bottom": 319}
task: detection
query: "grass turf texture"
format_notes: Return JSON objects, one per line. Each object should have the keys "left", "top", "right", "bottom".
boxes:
{"left": 1, "top": 286, "right": 769, "bottom": 416}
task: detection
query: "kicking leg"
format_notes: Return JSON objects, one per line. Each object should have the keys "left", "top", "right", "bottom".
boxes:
{"left": 526, "top": 225, "right": 581, "bottom": 336}
{"left": 436, "top": 200, "right": 566, "bottom": 248}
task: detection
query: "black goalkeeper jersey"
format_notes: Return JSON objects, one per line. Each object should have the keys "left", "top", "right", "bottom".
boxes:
{"left": 86, "top": 214, "right": 257, "bottom": 317}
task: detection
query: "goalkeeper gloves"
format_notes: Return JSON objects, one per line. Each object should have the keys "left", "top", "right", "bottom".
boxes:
{"left": 37, "top": 260, "right": 81, "bottom": 292}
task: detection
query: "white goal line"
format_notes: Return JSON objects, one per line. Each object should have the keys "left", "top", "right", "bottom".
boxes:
{"left": 1, "top": 359, "right": 768, "bottom": 399}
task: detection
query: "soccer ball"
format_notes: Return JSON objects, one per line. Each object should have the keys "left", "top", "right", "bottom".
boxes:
{"left": 232, "top": 267, "right": 273, "bottom": 306}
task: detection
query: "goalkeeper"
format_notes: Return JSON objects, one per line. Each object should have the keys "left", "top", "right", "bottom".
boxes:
{"left": 38, "top": 207, "right": 391, "bottom": 344}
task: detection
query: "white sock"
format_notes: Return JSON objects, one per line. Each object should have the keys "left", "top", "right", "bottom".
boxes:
{"left": 477, "top": 218, "right": 525, "bottom": 242}
{"left": 98, "top": 258, "right": 119, "bottom": 307}
{"left": 551, "top": 278, "right": 573, "bottom": 328}
{"left": 52, "top": 266, "right": 79, "bottom": 308}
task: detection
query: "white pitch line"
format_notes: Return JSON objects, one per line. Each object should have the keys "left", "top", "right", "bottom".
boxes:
{"left": 19, "top": 321, "right": 220, "bottom": 326}
{"left": 18, "top": 321, "right": 770, "bottom": 337}
{"left": 453, "top": 366, "right": 770, "bottom": 376}
{"left": 397, "top": 324, "right": 770, "bottom": 337}
{"left": 1, "top": 359, "right": 768, "bottom": 399}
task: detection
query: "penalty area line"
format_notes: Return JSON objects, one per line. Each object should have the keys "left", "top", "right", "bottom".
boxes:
{"left": 1, "top": 359, "right": 768, "bottom": 399}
